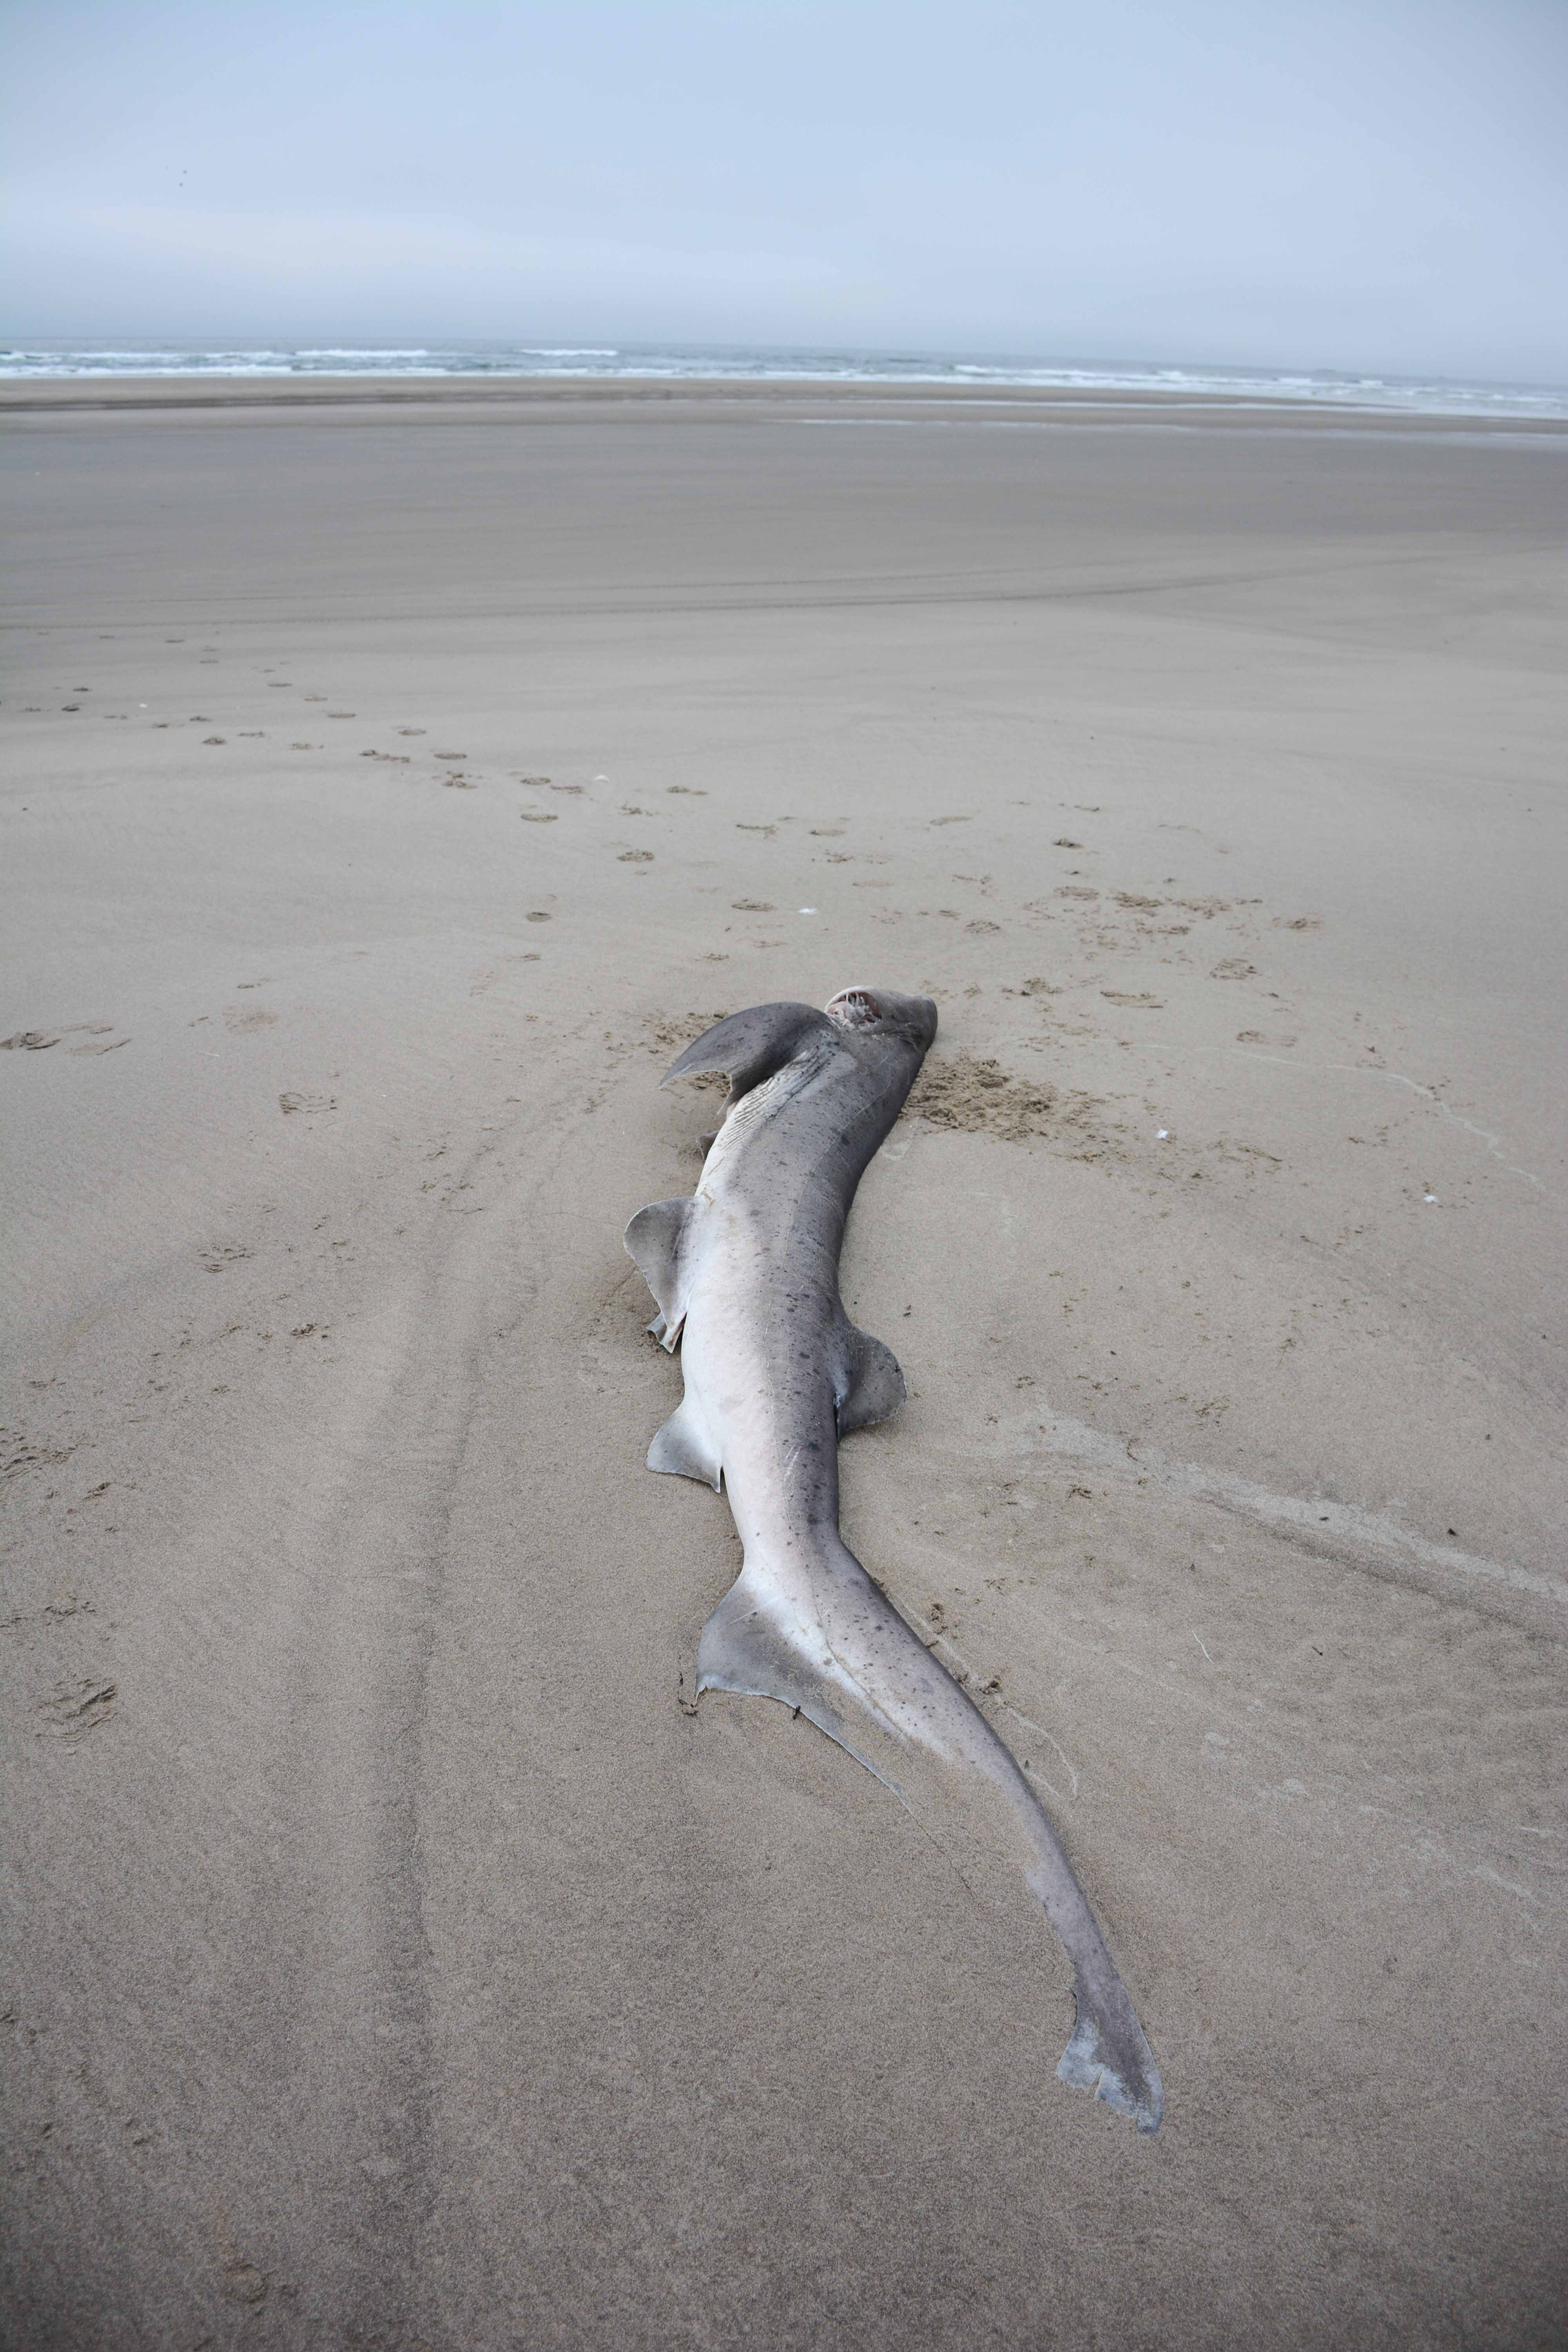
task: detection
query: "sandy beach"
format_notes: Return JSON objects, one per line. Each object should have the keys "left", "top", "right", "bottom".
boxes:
{"left": 2, "top": 377, "right": 1564, "bottom": 2348}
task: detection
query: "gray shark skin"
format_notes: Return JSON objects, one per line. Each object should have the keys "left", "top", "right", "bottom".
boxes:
{"left": 625, "top": 987, "right": 1163, "bottom": 2132}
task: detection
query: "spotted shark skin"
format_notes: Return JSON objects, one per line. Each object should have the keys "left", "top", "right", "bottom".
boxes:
{"left": 625, "top": 987, "right": 1162, "bottom": 2132}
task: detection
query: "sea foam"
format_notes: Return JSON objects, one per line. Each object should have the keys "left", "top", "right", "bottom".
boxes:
{"left": 2, "top": 340, "right": 1564, "bottom": 420}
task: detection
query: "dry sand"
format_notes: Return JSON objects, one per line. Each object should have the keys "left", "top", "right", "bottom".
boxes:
{"left": 2, "top": 377, "right": 1564, "bottom": 2349}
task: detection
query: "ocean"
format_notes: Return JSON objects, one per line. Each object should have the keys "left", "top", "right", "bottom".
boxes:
{"left": 3, "top": 339, "right": 1565, "bottom": 421}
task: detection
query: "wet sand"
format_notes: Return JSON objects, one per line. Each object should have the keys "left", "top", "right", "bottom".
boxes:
{"left": 2, "top": 377, "right": 1564, "bottom": 2349}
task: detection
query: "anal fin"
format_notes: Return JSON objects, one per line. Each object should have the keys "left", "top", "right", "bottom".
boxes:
{"left": 835, "top": 1324, "right": 907, "bottom": 1437}
{"left": 648, "top": 1396, "right": 722, "bottom": 1489}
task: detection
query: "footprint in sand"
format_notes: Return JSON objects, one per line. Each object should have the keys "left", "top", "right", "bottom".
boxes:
{"left": 38, "top": 1679, "right": 117, "bottom": 1742}
{"left": 223, "top": 1005, "right": 278, "bottom": 1034}
{"left": 1, "top": 1031, "right": 59, "bottom": 1051}
{"left": 520, "top": 811, "right": 557, "bottom": 823}
{"left": 201, "top": 1242, "right": 254, "bottom": 1273}
{"left": 279, "top": 1091, "right": 336, "bottom": 1116}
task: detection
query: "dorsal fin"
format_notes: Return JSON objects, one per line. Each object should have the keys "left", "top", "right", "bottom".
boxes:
{"left": 835, "top": 1325, "right": 907, "bottom": 1437}
{"left": 624, "top": 1198, "right": 691, "bottom": 1350}
{"left": 662, "top": 1002, "right": 836, "bottom": 1104}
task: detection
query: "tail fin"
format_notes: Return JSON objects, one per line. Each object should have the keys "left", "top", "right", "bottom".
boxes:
{"left": 700, "top": 1535, "right": 1165, "bottom": 2132}
{"left": 1057, "top": 1972, "right": 1164, "bottom": 2133}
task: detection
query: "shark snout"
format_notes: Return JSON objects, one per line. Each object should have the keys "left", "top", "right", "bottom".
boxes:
{"left": 824, "top": 987, "right": 939, "bottom": 1050}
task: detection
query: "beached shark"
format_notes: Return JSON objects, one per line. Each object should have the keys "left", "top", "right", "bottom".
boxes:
{"left": 624, "top": 987, "right": 1162, "bottom": 2131}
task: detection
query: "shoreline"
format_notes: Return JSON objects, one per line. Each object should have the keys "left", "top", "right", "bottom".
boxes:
{"left": 6, "top": 370, "right": 1568, "bottom": 439}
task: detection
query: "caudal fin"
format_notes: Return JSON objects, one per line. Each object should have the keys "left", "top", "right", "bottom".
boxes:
{"left": 1057, "top": 1969, "right": 1164, "bottom": 2133}
{"left": 695, "top": 1536, "right": 1166, "bottom": 2134}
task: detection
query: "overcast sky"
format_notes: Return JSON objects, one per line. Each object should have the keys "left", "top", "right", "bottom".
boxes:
{"left": 4, "top": 0, "right": 1566, "bottom": 381}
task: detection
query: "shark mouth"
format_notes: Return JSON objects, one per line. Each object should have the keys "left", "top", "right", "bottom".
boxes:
{"left": 824, "top": 987, "right": 886, "bottom": 1029}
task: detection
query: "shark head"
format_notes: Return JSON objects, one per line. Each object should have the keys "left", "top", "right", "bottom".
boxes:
{"left": 824, "top": 987, "right": 938, "bottom": 1053}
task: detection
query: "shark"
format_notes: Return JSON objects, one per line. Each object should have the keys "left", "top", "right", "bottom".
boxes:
{"left": 624, "top": 987, "right": 1163, "bottom": 2131}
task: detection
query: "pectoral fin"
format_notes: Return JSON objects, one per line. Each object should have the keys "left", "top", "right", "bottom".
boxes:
{"left": 662, "top": 1002, "right": 835, "bottom": 1104}
{"left": 836, "top": 1325, "right": 907, "bottom": 1436}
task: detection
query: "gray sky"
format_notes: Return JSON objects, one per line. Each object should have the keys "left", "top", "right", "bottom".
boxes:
{"left": 4, "top": 0, "right": 1566, "bottom": 380}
